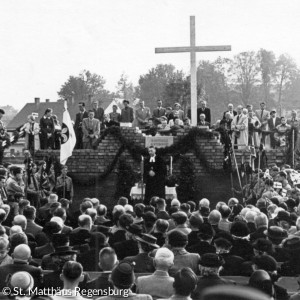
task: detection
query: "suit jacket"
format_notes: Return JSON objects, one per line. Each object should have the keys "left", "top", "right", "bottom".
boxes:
{"left": 82, "top": 118, "right": 100, "bottom": 141}
{"left": 172, "top": 109, "right": 185, "bottom": 121}
{"left": 197, "top": 107, "right": 211, "bottom": 125}
{"left": 93, "top": 107, "right": 104, "bottom": 122}
{"left": 268, "top": 117, "right": 281, "bottom": 131}
{"left": 25, "top": 220, "right": 43, "bottom": 237}
{"left": 135, "top": 107, "right": 151, "bottom": 128}
{"left": 121, "top": 107, "right": 134, "bottom": 123}
{"left": 136, "top": 270, "right": 174, "bottom": 300}
{"left": 86, "top": 272, "right": 113, "bottom": 290}
{"left": 124, "top": 253, "right": 155, "bottom": 273}
{"left": 6, "top": 177, "right": 24, "bottom": 198}
{"left": 0, "top": 261, "right": 43, "bottom": 289}
{"left": 197, "top": 121, "right": 210, "bottom": 127}
{"left": 113, "top": 239, "right": 139, "bottom": 260}
{"left": 255, "top": 109, "right": 270, "bottom": 130}
{"left": 74, "top": 111, "right": 89, "bottom": 131}
{"left": 40, "top": 116, "right": 55, "bottom": 136}
{"left": 152, "top": 107, "right": 166, "bottom": 124}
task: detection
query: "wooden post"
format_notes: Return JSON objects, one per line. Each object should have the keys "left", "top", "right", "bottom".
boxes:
{"left": 141, "top": 156, "right": 144, "bottom": 201}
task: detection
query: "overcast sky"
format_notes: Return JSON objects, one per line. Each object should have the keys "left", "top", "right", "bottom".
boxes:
{"left": 0, "top": 0, "right": 300, "bottom": 109}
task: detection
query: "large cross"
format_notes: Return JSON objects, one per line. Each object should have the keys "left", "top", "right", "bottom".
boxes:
{"left": 155, "top": 16, "right": 231, "bottom": 126}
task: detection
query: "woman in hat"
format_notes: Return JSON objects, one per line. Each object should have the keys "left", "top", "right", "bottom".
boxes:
{"left": 21, "top": 114, "right": 40, "bottom": 155}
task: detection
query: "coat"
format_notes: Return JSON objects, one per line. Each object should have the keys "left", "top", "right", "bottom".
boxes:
{"left": 121, "top": 107, "right": 134, "bottom": 123}
{"left": 197, "top": 107, "right": 211, "bottom": 125}
{"left": 172, "top": 109, "right": 185, "bottom": 121}
{"left": 231, "top": 114, "right": 248, "bottom": 149}
{"left": 21, "top": 122, "right": 40, "bottom": 150}
{"left": 152, "top": 107, "right": 166, "bottom": 125}
{"left": 134, "top": 107, "right": 151, "bottom": 128}
{"left": 255, "top": 109, "right": 270, "bottom": 130}
{"left": 93, "top": 107, "right": 104, "bottom": 122}
{"left": 82, "top": 117, "right": 100, "bottom": 142}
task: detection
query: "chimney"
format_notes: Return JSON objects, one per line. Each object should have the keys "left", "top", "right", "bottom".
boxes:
{"left": 45, "top": 99, "right": 50, "bottom": 103}
{"left": 34, "top": 98, "right": 40, "bottom": 107}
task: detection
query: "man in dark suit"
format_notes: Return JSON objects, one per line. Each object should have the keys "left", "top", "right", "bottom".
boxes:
{"left": 120, "top": 99, "right": 134, "bottom": 123}
{"left": 74, "top": 102, "right": 88, "bottom": 149}
{"left": 144, "top": 146, "right": 167, "bottom": 205}
{"left": 152, "top": 99, "right": 166, "bottom": 125}
{"left": 268, "top": 109, "right": 281, "bottom": 149}
{"left": 23, "top": 206, "right": 43, "bottom": 237}
{"left": 222, "top": 103, "right": 237, "bottom": 119}
{"left": 197, "top": 114, "right": 210, "bottom": 127}
{"left": 39, "top": 108, "right": 55, "bottom": 149}
{"left": 0, "top": 244, "right": 43, "bottom": 289}
{"left": 92, "top": 100, "right": 104, "bottom": 123}
{"left": 197, "top": 100, "right": 211, "bottom": 125}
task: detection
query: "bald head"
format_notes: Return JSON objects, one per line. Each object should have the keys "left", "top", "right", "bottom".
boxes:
{"left": 13, "top": 215, "right": 27, "bottom": 230}
{"left": 10, "top": 271, "right": 34, "bottom": 292}
{"left": 13, "top": 244, "right": 31, "bottom": 262}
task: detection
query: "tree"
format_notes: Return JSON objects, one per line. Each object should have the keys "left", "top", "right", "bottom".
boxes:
{"left": 138, "top": 64, "right": 176, "bottom": 111}
{"left": 227, "top": 51, "right": 260, "bottom": 106}
{"left": 57, "top": 70, "right": 106, "bottom": 102}
{"left": 257, "top": 49, "right": 276, "bottom": 106}
{"left": 275, "top": 54, "right": 299, "bottom": 113}
{"left": 116, "top": 73, "right": 136, "bottom": 101}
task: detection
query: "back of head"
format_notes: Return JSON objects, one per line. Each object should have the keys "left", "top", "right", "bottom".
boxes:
{"left": 86, "top": 208, "right": 97, "bottom": 221}
{"left": 10, "top": 225, "right": 23, "bottom": 236}
{"left": 245, "top": 210, "right": 258, "bottom": 223}
{"left": 80, "top": 200, "right": 93, "bottom": 213}
{"left": 13, "top": 244, "right": 31, "bottom": 262}
{"left": 111, "top": 261, "right": 135, "bottom": 289}
{"left": 208, "top": 209, "right": 221, "bottom": 225}
{"left": 254, "top": 213, "right": 268, "bottom": 228}
{"left": 13, "top": 215, "right": 27, "bottom": 230}
{"left": 173, "top": 267, "right": 197, "bottom": 296}
{"left": 62, "top": 261, "right": 83, "bottom": 282}
{"left": 49, "top": 193, "right": 58, "bottom": 203}
{"left": 249, "top": 270, "right": 274, "bottom": 298}
{"left": 9, "top": 233, "right": 28, "bottom": 252}
{"left": 189, "top": 213, "right": 203, "bottom": 228}
{"left": 154, "top": 247, "right": 174, "bottom": 268}
{"left": 99, "top": 247, "right": 117, "bottom": 271}
{"left": 155, "top": 219, "right": 169, "bottom": 233}
{"left": 9, "top": 271, "right": 34, "bottom": 295}
{"left": 78, "top": 215, "right": 92, "bottom": 228}
{"left": 219, "top": 205, "right": 231, "bottom": 219}
{"left": 97, "top": 204, "right": 107, "bottom": 216}
{"left": 168, "top": 230, "right": 188, "bottom": 248}
{"left": 23, "top": 206, "right": 36, "bottom": 220}
{"left": 199, "top": 198, "right": 210, "bottom": 208}
{"left": 118, "top": 197, "right": 128, "bottom": 206}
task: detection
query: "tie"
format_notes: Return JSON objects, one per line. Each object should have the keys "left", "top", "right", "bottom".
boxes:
{"left": 0, "top": 188, "right": 5, "bottom": 200}
{"left": 261, "top": 110, "right": 264, "bottom": 120}
{"left": 237, "top": 115, "right": 240, "bottom": 123}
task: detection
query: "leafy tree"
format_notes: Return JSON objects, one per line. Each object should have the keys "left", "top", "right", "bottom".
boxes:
{"left": 257, "top": 49, "right": 276, "bottom": 106}
{"left": 275, "top": 54, "right": 299, "bottom": 113}
{"left": 57, "top": 70, "right": 106, "bottom": 102}
{"left": 116, "top": 73, "right": 136, "bottom": 101}
{"left": 227, "top": 51, "right": 260, "bottom": 106}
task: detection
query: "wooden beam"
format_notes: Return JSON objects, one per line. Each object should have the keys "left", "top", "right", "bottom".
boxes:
{"left": 155, "top": 45, "right": 231, "bottom": 53}
{"left": 190, "top": 16, "right": 197, "bottom": 127}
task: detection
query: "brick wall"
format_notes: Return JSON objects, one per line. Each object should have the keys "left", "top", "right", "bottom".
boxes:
{"left": 34, "top": 127, "right": 286, "bottom": 180}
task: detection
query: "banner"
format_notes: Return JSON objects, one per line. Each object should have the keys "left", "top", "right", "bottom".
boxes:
{"left": 145, "top": 136, "right": 174, "bottom": 148}
{"left": 60, "top": 101, "right": 76, "bottom": 165}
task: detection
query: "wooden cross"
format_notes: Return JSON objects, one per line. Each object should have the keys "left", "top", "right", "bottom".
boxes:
{"left": 155, "top": 16, "right": 231, "bottom": 126}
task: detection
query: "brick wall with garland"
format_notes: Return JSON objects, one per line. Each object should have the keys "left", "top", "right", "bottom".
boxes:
{"left": 34, "top": 127, "right": 286, "bottom": 180}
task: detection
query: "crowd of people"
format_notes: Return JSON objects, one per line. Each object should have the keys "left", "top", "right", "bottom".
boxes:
{"left": 0, "top": 157, "right": 300, "bottom": 299}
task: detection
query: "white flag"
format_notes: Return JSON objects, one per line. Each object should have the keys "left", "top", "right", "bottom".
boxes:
{"left": 60, "top": 101, "right": 76, "bottom": 165}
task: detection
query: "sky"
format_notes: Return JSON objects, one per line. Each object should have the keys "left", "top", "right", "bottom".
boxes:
{"left": 0, "top": 0, "right": 300, "bottom": 109}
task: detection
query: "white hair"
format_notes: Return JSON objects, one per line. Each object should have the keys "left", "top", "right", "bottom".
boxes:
{"left": 199, "top": 198, "right": 210, "bottom": 208}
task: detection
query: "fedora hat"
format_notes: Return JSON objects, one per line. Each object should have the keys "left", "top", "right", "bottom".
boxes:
{"left": 199, "top": 253, "right": 225, "bottom": 268}
{"left": 50, "top": 245, "right": 77, "bottom": 256}
{"left": 264, "top": 226, "right": 288, "bottom": 241}
{"left": 283, "top": 236, "right": 300, "bottom": 252}
{"left": 135, "top": 233, "right": 159, "bottom": 248}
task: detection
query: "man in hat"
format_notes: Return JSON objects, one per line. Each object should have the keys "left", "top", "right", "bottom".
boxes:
{"left": 124, "top": 233, "right": 158, "bottom": 273}
{"left": 144, "top": 146, "right": 167, "bottom": 205}
{"left": 268, "top": 109, "right": 281, "bottom": 149}
{"left": 0, "top": 244, "right": 43, "bottom": 289}
{"left": 134, "top": 100, "right": 151, "bottom": 129}
{"left": 136, "top": 247, "right": 175, "bottom": 299}
{"left": 99, "top": 261, "right": 152, "bottom": 300}
{"left": 120, "top": 99, "right": 134, "bottom": 123}
{"left": 74, "top": 102, "right": 88, "bottom": 149}
{"left": 152, "top": 99, "right": 166, "bottom": 126}
{"left": 192, "top": 253, "right": 235, "bottom": 299}
{"left": 82, "top": 110, "right": 100, "bottom": 149}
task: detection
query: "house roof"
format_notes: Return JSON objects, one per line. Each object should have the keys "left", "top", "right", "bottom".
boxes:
{"left": 7, "top": 98, "right": 118, "bottom": 130}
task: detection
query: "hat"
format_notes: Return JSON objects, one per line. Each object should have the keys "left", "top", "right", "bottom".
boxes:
{"left": 171, "top": 211, "right": 187, "bottom": 224}
{"left": 276, "top": 210, "right": 293, "bottom": 224}
{"left": 111, "top": 261, "right": 135, "bottom": 288}
{"left": 199, "top": 253, "right": 225, "bottom": 268}
{"left": 10, "top": 271, "right": 33, "bottom": 291}
{"left": 143, "top": 211, "right": 157, "bottom": 225}
{"left": 285, "top": 198, "right": 296, "bottom": 209}
{"left": 171, "top": 199, "right": 181, "bottom": 207}
{"left": 123, "top": 99, "right": 130, "bottom": 104}
{"left": 52, "top": 233, "right": 69, "bottom": 248}
{"left": 252, "top": 238, "right": 272, "bottom": 253}
{"left": 135, "top": 233, "right": 159, "bottom": 248}
{"left": 214, "top": 237, "right": 232, "bottom": 249}
{"left": 43, "top": 221, "right": 61, "bottom": 236}
{"left": 198, "top": 223, "right": 214, "bottom": 240}
{"left": 168, "top": 230, "right": 188, "bottom": 246}
{"left": 252, "top": 255, "right": 277, "bottom": 272}
{"left": 230, "top": 221, "right": 249, "bottom": 237}
{"left": 270, "top": 108, "right": 277, "bottom": 113}
{"left": 50, "top": 245, "right": 77, "bottom": 256}
{"left": 174, "top": 103, "right": 181, "bottom": 107}
{"left": 264, "top": 226, "right": 288, "bottom": 241}
{"left": 283, "top": 236, "right": 300, "bottom": 252}
{"left": 125, "top": 223, "right": 143, "bottom": 236}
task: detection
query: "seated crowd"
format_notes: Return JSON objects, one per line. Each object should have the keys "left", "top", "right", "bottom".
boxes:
{"left": 1, "top": 162, "right": 300, "bottom": 299}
